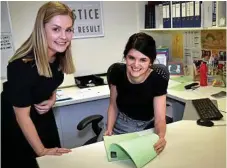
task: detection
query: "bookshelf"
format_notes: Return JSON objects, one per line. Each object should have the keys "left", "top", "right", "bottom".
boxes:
{"left": 143, "top": 1, "right": 226, "bottom": 30}
{"left": 140, "top": 1, "right": 226, "bottom": 77}
{"left": 140, "top": 27, "right": 227, "bottom": 32}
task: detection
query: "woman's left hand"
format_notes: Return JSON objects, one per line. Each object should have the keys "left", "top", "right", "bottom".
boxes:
{"left": 153, "top": 137, "right": 166, "bottom": 154}
{"left": 34, "top": 100, "right": 55, "bottom": 115}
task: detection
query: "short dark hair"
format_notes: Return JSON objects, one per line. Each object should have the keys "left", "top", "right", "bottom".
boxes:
{"left": 123, "top": 32, "right": 156, "bottom": 63}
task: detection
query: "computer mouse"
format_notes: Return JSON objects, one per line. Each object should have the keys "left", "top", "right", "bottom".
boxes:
{"left": 197, "top": 119, "right": 214, "bottom": 127}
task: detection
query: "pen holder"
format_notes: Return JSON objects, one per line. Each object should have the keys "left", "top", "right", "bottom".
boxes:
{"left": 221, "top": 73, "right": 226, "bottom": 87}
{"left": 222, "top": 64, "right": 226, "bottom": 87}
{"left": 212, "top": 74, "right": 226, "bottom": 88}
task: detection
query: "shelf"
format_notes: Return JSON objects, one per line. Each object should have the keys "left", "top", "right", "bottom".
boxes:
{"left": 140, "top": 27, "right": 227, "bottom": 32}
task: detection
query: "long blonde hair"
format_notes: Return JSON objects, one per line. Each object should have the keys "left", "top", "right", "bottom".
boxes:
{"left": 9, "top": 1, "right": 76, "bottom": 77}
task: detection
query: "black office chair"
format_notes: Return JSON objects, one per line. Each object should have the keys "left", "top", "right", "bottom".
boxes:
{"left": 77, "top": 114, "right": 104, "bottom": 146}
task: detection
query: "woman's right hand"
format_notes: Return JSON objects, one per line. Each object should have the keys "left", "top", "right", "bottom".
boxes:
{"left": 39, "top": 147, "right": 71, "bottom": 156}
{"left": 104, "top": 129, "right": 113, "bottom": 136}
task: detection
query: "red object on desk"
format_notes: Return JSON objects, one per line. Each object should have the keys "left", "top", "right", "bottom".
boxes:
{"left": 218, "top": 64, "right": 224, "bottom": 69}
{"left": 200, "top": 62, "right": 208, "bottom": 86}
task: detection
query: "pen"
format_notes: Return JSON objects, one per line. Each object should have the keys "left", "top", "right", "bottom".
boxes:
{"left": 56, "top": 97, "right": 72, "bottom": 102}
{"left": 192, "top": 86, "right": 200, "bottom": 90}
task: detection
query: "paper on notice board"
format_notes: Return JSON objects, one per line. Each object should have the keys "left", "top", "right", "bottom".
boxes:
{"left": 0, "top": 34, "right": 13, "bottom": 51}
{"left": 154, "top": 54, "right": 167, "bottom": 65}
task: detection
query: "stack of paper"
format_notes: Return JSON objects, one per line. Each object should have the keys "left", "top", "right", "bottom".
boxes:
{"left": 104, "top": 131, "right": 159, "bottom": 168}
{"left": 56, "top": 90, "right": 72, "bottom": 102}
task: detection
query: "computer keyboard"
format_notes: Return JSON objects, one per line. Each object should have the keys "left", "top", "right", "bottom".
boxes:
{"left": 192, "top": 98, "right": 223, "bottom": 120}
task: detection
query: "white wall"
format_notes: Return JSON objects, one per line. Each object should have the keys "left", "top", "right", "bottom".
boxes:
{"left": 8, "top": 1, "right": 145, "bottom": 77}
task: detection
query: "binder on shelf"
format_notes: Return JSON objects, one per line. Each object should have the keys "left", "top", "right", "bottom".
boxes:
{"left": 145, "top": 4, "right": 153, "bottom": 28}
{"left": 144, "top": 4, "right": 150, "bottom": 28}
{"left": 212, "top": 1, "right": 216, "bottom": 27}
{"left": 150, "top": 4, "right": 156, "bottom": 28}
{"left": 181, "top": 1, "right": 187, "bottom": 27}
{"left": 200, "top": 1, "right": 204, "bottom": 27}
{"left": 185, "top": 1, "right": 190, "bottom": 27}
{"left": 217, "top": 1, "right": 226, "bottom": 27}
{"left": 166, "top": 1, "right": 171, "bottom": 28}
{"left": 194, "top": 1, "right": 201, "bottom": 27}
{"left": 175, "top": 1, "right": 181, "bottom": 27}
{"left": 145, "top": 4, "right": 156, "bottom": 28}
{"left": 189, "top": 1, "right": 194, "bottom": 27}
{"left": 172, "top": 1, "right": 176, "bottom": 28}
{"left": 162, "top": 1, "right": 167, "bottom": 28}
{"left": 202, "top": 1, "right": 213, "bottom": 28}
{"left": 155, "top": 4, "right": 163, "bottom": 28}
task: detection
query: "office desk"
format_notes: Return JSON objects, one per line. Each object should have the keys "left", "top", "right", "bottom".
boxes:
{"left": 54, "top": 80, "right": 226, "bottom": 107}
{"left": 55, "top": 79, "right": 226, "bottom": 107}
{"left": 53, "top": 79, "right": 226, "bottom": 148}
{"left": 37, "top": 120, "right": 226, "bottom": 168}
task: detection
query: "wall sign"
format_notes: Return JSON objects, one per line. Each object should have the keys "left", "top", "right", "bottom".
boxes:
{"left": 64, "top": 1, "right": 104, "bottom": 39}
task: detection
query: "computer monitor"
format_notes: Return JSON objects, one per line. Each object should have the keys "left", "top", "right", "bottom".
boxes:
{"left": 154, "top": 52, "right": 168, "bottom": 66}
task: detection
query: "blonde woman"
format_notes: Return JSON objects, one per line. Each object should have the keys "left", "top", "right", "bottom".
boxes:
{"left": 1, "top": 2, "right": 75, "bottom": 168}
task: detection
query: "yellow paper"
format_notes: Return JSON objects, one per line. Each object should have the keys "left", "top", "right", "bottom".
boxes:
{"left": 172, "top": 33, "right": 183, "bottom": 59}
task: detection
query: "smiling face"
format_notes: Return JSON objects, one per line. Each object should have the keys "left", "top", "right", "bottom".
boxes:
{"left": 125, "top": 48, "right": 151, "bottom": 83}
{"left": 44, "top": 15, "right": 74, "bottom": 57}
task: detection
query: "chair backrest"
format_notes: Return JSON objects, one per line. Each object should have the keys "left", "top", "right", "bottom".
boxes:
{"left": 107, "top": 62, "right": 125, "bottom": 88}
{"left": 77, "top": 115, "right": 103, "bottom": 136}
{"left": 152, "top": 64, "right": 170, "bottom": 81}
{"left": 77, "top": 114, "right": 104, "bottom": 146}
